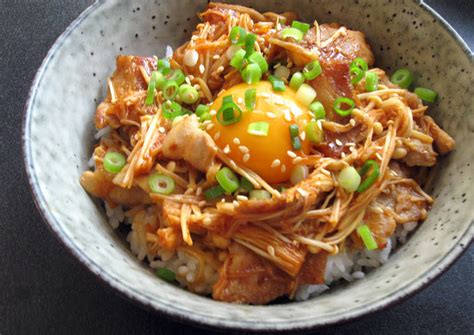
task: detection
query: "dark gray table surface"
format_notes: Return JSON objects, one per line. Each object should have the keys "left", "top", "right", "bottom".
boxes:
{"left": 0, "top": 1, "right": 472, "bottom": 334}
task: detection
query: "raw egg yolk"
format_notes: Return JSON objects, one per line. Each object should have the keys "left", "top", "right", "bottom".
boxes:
{"left": 206, "top": 81, "right": 313, "bottom": 184}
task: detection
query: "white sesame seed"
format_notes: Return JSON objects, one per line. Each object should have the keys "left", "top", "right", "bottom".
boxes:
{"left": 299, "top": 131, "right": 306, "bottom": 141}
{"left": 233, "top": 137, "right": 240, "bottom": 145}
{"left": 210, "top": 109, "right": 217, "bottom": 116}
{"left": 223, "top": 144, "right": 231, "bottom": 154}
{"left": 158, "top": 126, "right": 166, "bottom": 133}
{"left": 267, "top": 245, "right": 276, "bottom": 257}
{"left": 237, "top": 97, "right": 243, "bottom": 104}
{"left": 185, "top": 77, "right": 192, "bottom": 85}
{"left": 335, "top": 139, "right": 343, "bottom": 146}
{"left": 238, "top": 146, "right": 249, "bottom": 154}
{"left": 273, "top": 62, "right": 281, "bottom": 69}
{"left": 193, "top": 84, "right": 200, "bottom": 90}
{"left": 341, "top": 152, "right": 346, "bottom": 158}
{"left": 220, "top": 198, "right": 226, "bottom": 203}
{"left": 206, "top": 123, "right": 214, "bottom": 130}
{"left": 212, "top": 54, "right": 221, "bottom": 60}
{"left": 376, "top": 152, "right": 383, "bottom": 160}
{"left": 284, "top": 110, "right": 292, "bottom": 122}
{"left": 229, "top": 159, "right": 237, "bottom": 169}
{"left": 243, "top": 153, "right": 250, "bottom": 162}
{"left": 260, "top": 93, "right": 270, "bottom": 98}
{"left": 236, "top": 195, "right": 248, "bottom": 201}
{"left": 233, "top": 200, "right": 240, "bottom": 207}
{"left": 188, "top": 75, "right": 195, "bottom": 80}
{"left": 266, "top": 112, "right": 276, "bottom": 119}
{"left": 199, "top": 64, "right": 205, "bottom": 74}
{"left": 287, "top": 150, "right": 297, "bottom": 158}
{"left": 293, "top": 157, "right": 303, "bottom": 164}
{"left": 349, "top": 146, "right": 356, "bottom": 153}
{"left": 216, "top": 66, "right": 224, "bottom": 73}
{"left": 213, "top": 132, "right": 221, "bottom": 140}
{"left": 196, "top": 187, "right": 202, "bottom": 196}
{"left": 317, "top": 119, "right": 323, "bottom": 129}
{"left": 281, "top": 164, "right": 287, "bottom": 173}
{"left": 349, "top": 118, "right": 356, "bottom": 126}
{"left": 271, "top": 159, "right": 281, "bottom": 168}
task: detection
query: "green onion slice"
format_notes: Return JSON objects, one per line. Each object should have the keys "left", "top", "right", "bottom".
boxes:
{"left": 365, "top": 71, "right": 379, "bottom": 92}
{"left": 241, "top": 63, "right": 262, "bottom": 84}
{"left": 145, "top": 71, "right": 159, "bottom": 105}
{"left": 204, "top": 185, "right": 226, "bottom": 200}
{"left": 162, "top": 100, "right": 185, "bottom": 119}
{"left": 249, "top": 190, "right": 272, "bottom": 200}
{"left": 199, "top": 111, "right": 211, "bottom": 123}
{"left": 305, "top": 121, "right": 324, "bottom": 144}
{"left": 229, "top": 26, "right": 247, "bottom": 45}
{"left": 167, "top": 69, "right": 185, "bottom": 85}
{"left": 240, "top": 176, "right": 254, "bottom": 192}
{"left": 155, "top": 72, "right": 166, "bottom": 90}
{"left": 309, "top": 101, "right": 326, "bottom": 120}
{"left": 162, "top": 80, "right": 179, "bottom": 100}
{"left": 148, "top": 173, "right": 175, "bottom": 194}
{"left": 414, "top": 87, "right": 437, "bottom": 103}
{"left": 280, "top": 27, "right": 304, "bottom": 41}
{"left": 178, "top": 84, "right": 199, "bottom": 104}
{"left": 357, "top": 160, "right": 380, "bottom": 192}
{"left": 157, "top": 59, "right": 171, "bottom": 75}
{"left": 350, "top": 66, "right": 364, "bottom": 84}
{"left": 195, "top": 104, "right": 209, "bottom": 117}
{"left": 248, "top": 52, "right": 268, "bottom": 73}
{"left": 390, "top": 68, "right": 414, "bottom": 89}
{"left": 350, "top": 57, "right": 368, "bottom": 72}
{"left": 303, "top": 60, "right": 322, "bottom": 80}
{"left": 217, "top": 96, "right": 243, "bottom": 125}
{"left": 289, "top": 124, "right": 299, "bottom": 138}
{"left": 247, "top": 121, "right": 269, "bottom": 136}
{"left": 338, "top": 166, "right": 361, "bottom": 193}
{"left": 268, "top": 75, "right": 286, "bottom": 91}
{"left": 103, "top": 151, "right": 126, "bottom": 174}
{"left": 216, "top": 167, "right": 240, "bottom": 193}
{"left": 291, "top": 136, "right": 302, "bottom": 150}
{"left": 296, "top": 83, "right": 317, "bottom": 106}
{"left": 289, "top": 71, "right": 305, "bottom": 90}
{"left": 156, "top": 268, "right": 176, "bottom": 282}
{"left": 230, "top": 49, "right": 246, "bottom": 70}
{"left": 333, "top": 97, "right": 355, "bottom": 117}
{"left": 357, "top": 224, "right": 378, "bottom": 250}
{"left": 291, "top": 20, "right": 310, "bottom": 34}
{"left": 290, "top": 165, "right": 309, "bottom": 185}
{"left": 245, "top": 33, "right": 257, "bottom": 57}
{"left": 244, "top": 88, "right": 257, "bottom": 111}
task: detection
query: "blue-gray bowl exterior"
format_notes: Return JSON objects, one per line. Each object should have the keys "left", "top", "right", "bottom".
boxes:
{"left": 23, "top": 0, "right": 473, "bottom": 331}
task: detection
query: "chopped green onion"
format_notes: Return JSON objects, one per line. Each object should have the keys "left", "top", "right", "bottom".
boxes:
{"left": 288, "top": 124, "right": 299, "bottom": 138}
{"left": 230, "top": 49, "right": 246, "bottom": 70}
{"left": 296, "top": 83, "right": 317, "bottom": 106}
{"left": 240, "top": 176, "right": 254, "bottom": 192}
{"left": 148, "top": 173, "right": 175, "bottom": 194}
{"left": 247, "top": 121, "right": 269, "bottom": 136}
{"left": 414, "top": 87, "right": 437, "bottom": 103}
{"left": 350, "top": 57, "right": 368, "bottom": 72}
{"left": 291, "top": 136, "right": 302, "bottom": 150}
{"left": 217, "top": 96, "right": 243, "bottom": 125}
{"left": 303, "top": 60, "right": 322, "bottom": 80}
{"left": 245, "top": 33, "right": 257, "bottom": 57}
{"left": 199, "top": 112, "right": 211, "bottom": 122}
{"left": 241, "top": 63, "right": 262, "bottom": 84}
{"left": 157, "top": 59, "right": 171, "bottom": 75}
{"left": 280, "top": 27, "right": 304, "bottom": 41}
{"left": 333, "top": 97, "right": 355, "bottom": 117}
{"left": 248, "top": 52, "right": 268, "bottom": 73}
{"left": 365, "top": 71, "right": 379, "bottom": 92}
{"left": 291, "top": 20, "right": 310, "bottom": 34}
{"left": 178, "top": 84, "right": 199, "bottom": 104}
{"left": 338, "top": 166, "right": 361, "bottom": 193}
{"left": 274, "top": 65, "right": 290, "bottom": 80}
{"left": 103, "top": 151, "right": 126, "bottom": 174}
{"left": 204, "top": 185, "right": 226, "bottom": 200}
{"left": 350, "top": 66, "right": 364, "bottom": 84}
{"left": 229, "top": 26, "right": 247, "bottom": 45}
{"left": 268, "top": 75, "right": 286, "bottom": 91}
{"left": 162, "top": 100, "right": 185, "bottom": 119}
{"left": 216, "top": 167, "right": 240, "bottom": 193}
{"left": 305, "top": 121, "right": 324, "bottom": 144}
{"left": 155, "top": 72, "right": 166, "bottom": 90}
{"left": 195, "top": 104, "right": 209, "bottom": 117}
{"left": 289, "top": 71, "right": 305, "bottom": 90}
{"left": 249, "top": 189, "right": 271, "bottom": 200}
{"left": 162, "top": 80, "right": 179, "bottom": 100}
{"left": 357, "top": 160, "right": 380, "bottom": 192}
{"left": 290, "top": 165, "right": 309, "bottom": 185}
{"left": 156, "top": 268, "right": 176, "bottom": 282}
{"left": 309, "top": 101, "right": 326, "bottom": 120}
{"left": 391, "top": 68, "right": 414, "bottom": 89}
{"left": 168, "top": 69, "right": 185, "bottom": 85}
{"left": 145, "top": 71, "right": 159, "bottom": 105}
{"left": 357, "top": 224, "right": 378, "bottom": 250}
{"left": 244, "top": 88, "right": 256, "bottom": 111}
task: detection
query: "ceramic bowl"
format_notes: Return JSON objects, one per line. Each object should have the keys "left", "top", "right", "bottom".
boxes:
{"left": 23, "top": 0, "right": 473, "bottom": 331}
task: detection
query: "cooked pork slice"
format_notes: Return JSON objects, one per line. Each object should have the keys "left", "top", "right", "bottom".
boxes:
{"left": 402, "top": 137, "right": 437, "bottom": 167}
{"left": 420, "top": 116, "right": 455, "bottom": 155}
{"left": 296, "top": 252, "right": 327, "bottom": 286}
{"left": 213, "top": 243, "right": 292, "bottom": 304}
{"left": 162, "top": 115, "right": 217, "bottom": 172}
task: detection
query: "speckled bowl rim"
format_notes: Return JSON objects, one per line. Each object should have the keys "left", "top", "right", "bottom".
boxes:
{"left": 22, "top": 0, "right": 473, "bottom": 332}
